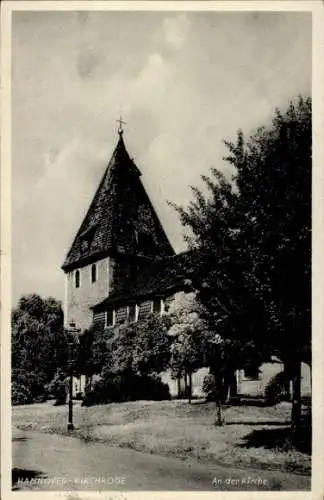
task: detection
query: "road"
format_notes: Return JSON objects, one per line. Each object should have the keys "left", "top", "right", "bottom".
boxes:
{"left": 12, "top": 426, "right": 310, "bottom": 491}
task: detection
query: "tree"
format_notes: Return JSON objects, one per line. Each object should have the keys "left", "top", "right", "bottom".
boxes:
{"left": 132, "top": 314, "right": 171, "bottom": 376}
{"left": 203, "top": 333, "right": 226, "bottom": 425}
{"left": 165, "top": 291, "right": 209, "bottom": 403}
{"left": 103, "top": 313, "right": 171, "bottom": 377}
{"left": 12, "top": 294, "right": 66, "bottom": 403}
{"left": 81, "top": 314, "right": 172, "bottom": 405}
{"left": 173, "top": 96, "right": 311, "bottom": 428}
{"left": 226, "top": 96, "right": 311, "bottom": 427}
{"left": 46, "top": 368, "right": 68, "bottom": 405}
{"left": 75, "top": 325, "right": 113, "bottom": 392}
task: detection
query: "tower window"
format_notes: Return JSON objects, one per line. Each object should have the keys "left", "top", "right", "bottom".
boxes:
{"left": 80, "top": 237, "right": 90, "bottom": 253}
{"left": 75, "top": 269, "right": 80, "bottom": 288}
{"left": 79, "top": 225, "right": 95, "bottom": 254}
{"left": 91, "top": 264, "right": 97, "bottom": 283}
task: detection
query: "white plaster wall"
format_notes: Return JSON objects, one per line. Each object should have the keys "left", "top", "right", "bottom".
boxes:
{"left": 237, "top": 362, "right": 311, "bottom": 397}
{"left": 66, "top": 257, "right": 110, "bottom": 331}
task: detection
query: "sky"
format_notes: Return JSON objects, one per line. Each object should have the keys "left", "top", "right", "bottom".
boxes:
{"left": 12, "top": 10, "right": 311, "bottom": 306}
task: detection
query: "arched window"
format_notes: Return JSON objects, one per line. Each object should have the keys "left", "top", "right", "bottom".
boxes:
{"left": 91, "top": 263, "right": 96, "bottom": 283}
{"left": 75, "top": 269, "right": 80, "bottom": 288}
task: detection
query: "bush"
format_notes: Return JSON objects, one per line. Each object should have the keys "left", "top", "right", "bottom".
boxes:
{"left": 11, "top": 381, "right": 33, "bottom": 405}
{"left": 82, "top": 387, "right": 101, "bottom": 407}
{"left": 82, "top": 372, "right": 170, "bottom": 406}
{"left": 47, "top": 370, "right": 67, "bottom": 405}
{"left": 34, "top": 393, "right": 48, "bottom": 403}
{"left": 11, "top": 370, "right": 48, "bottom": 405}
{"left": 264, "top": 371, "right": 290, "bottom": 406}
{"left": 202, "top": 373, "right": 216, "bottom": 401}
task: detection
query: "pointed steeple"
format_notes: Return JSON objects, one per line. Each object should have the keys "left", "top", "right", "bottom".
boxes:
{"left": 62, "top": 130, "right": 174, "bottom": 272}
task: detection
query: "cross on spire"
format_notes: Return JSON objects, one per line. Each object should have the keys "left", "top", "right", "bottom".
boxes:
{"left": 117, "top": 116, "right": 127, "bottom": 136}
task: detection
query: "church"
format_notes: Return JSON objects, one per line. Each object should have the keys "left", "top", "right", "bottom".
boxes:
{"left": 62, "top": 124, "right": 192, "bottom": 333}
{"left": 62, "top": 124, "right": 195, "bottom": 396}
{"left": 62, "top": 123, "right": 311, "bottom": 400}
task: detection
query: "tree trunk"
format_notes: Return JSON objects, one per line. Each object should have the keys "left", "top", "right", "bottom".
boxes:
{"left": 184, "top": 373, "right": 188, "bottom": 400}
{"left": 224, "top": 370, "right": 238, "bottom": 402}
{"left": 85, "top": 374, "right": 92, "bottom": 394}
{"left": 213, "top": 372, "right": 224, "bottom": 426}
{"left": 221, "top": 376, "right": 229, "bottom": 404}
{"left": 215, "top": 395, "right": 223, "bottom": 426}
{"left": 216, "top": 399, "right": 222, "bottom": 425}
{"left": 283, "top": 359, "right": 292, "bottom": 401}
{"left": 177, "top": 376, "right": 181, "bottom": 399}
{"left": 229, "top": 371, "right": 238, "bottom": 400}
{"left": 188, "top": 372, "right": 192, "bottom": 404}
{"left": 284, "top": 355, "right": 302, "bottom": 427}
{"left": 291, "top": 359, "right": 301, "bottom": 432}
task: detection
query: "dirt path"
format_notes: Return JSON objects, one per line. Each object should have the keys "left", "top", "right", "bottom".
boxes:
{"left": 12, "top": 426, "right": 310, "bottom": 491}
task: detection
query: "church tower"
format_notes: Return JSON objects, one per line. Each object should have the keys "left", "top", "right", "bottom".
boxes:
{"left": 62, "top": 125, "right": 174, "bottom": 331}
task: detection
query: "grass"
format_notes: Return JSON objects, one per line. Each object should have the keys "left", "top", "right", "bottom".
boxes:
{"left": 12, "top": 399, "right": 311, "bottom": 475}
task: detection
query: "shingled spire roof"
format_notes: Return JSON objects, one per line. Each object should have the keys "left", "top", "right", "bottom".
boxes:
{"left": 62, "top": 130, "right": 174, "bottom": 272}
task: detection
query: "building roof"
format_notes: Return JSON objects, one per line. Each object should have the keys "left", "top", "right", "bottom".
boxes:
{"left": 92, "top": 250, "right": 196, "bottom": 310}
{"left": 62, "top": 132, "right": 174, "bottom": 272}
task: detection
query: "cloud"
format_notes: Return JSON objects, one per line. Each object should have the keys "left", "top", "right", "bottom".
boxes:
{"left": 131, "top": 51, "right": 170, "bottom": 104}
{"left": 11, "top": 11, "right": 311, "bottom": 304}
{"left": 162, "top": 13, "right": 190, "bottom": 50}
{"left": 76, "top": 47, "right": 100, "bottom": 80}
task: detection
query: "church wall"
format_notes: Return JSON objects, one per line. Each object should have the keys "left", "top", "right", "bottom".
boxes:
{"left": 137, "top": 300, "right": 153, "bottom": 321}
{"left": 161, "top": 364, "right": 311, "bottom": 401}
{"left": 236, "top": 361, "right": 311, "bottom": 398}
{"left": 93, "top": 310, "right": 106, "bottom": 332}
{"left": 92, "top": 298, "right": 161, "bottom": 330}
{"left": 90, "top": 290, "right": 312, "bottom": 402}
{"left": 66, "top": 256, "right": 110, "bottom": 331}
{"left": 187, "top": 363, "right": 311, "bottom": 400}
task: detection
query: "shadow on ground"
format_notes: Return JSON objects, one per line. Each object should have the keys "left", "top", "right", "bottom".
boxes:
{"left": 12, "top": 468, "right": 46, "bottom": 490}
{"left": 229, "top": 398, "right": 268, "bottom": 407}
{"left": 226, "top": 421, "right": 290, "bottom": 426}
{"left": 189, "top": 398, "right": 268, "bottom": 407}
{"left": 237, "top": 426, "right": 311, "bottom": 454}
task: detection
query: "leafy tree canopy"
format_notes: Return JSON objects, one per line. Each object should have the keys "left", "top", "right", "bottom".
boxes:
{"left": 12, "top": 294, "right": 66, "bottom": 403}
{"left": 99, "top": 314, "right": 171, "bottom": 377}
{"left": 173, "top": 96, "right": 311, "bottom": 367}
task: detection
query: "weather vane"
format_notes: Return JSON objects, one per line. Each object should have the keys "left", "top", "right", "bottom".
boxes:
{"left": 117, "top": 116, "right": 127, "bottom": 136}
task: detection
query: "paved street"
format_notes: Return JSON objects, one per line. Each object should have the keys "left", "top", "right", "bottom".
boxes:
{"left": 12, "top": 426, "right": 310, "bottom": 491}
